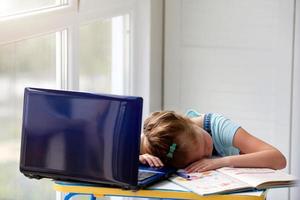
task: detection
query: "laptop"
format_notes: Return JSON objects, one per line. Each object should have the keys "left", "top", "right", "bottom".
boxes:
{"left": 19, "top": 87, "right": 176, "bottom": 190}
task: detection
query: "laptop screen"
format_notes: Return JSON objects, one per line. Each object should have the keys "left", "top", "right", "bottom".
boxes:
{"left": 20, "top": 88, "right": 143, "bottom": 187}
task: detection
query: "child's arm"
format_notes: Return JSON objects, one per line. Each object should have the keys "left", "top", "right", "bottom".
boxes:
{"left": 185, "top": 128, "right": 286, "bottom": 173}
{"left": 224, "top": 128, "right": 287, "bottom": 169}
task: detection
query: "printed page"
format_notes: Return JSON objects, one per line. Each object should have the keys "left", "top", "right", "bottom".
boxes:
{"left": 149, "top": 180, "right": 264, "bottom": 196}
{"left": 218, "top": 167, "right": 297, "bottom": 188}
{"left": 169, "top": 170, "right": 251, "bottom": 196}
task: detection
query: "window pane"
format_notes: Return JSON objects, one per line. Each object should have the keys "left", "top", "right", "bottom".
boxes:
{"left": 0, "top": 0, "right": 66, "bottom": 17}
{"left": 79, "top": 15, "right": 130, "bottom": 94}
{"left": 79, "top": 19, "right": 112, "bottom": 93}
{"left": 0, "top": 33, "right": 56, "bottom": 199}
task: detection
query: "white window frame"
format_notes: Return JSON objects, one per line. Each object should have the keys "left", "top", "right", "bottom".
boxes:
{"left": 0, "top": 0, "right": 164, "bottom": 107}
{"left": 0, "top": 1, "right": 78, "bottom": 45}
{"left": 0, "top": 0, "right": 164, "bottom": 199}
{"left": 0, "top": 0, "right": 137, "bottom": 92}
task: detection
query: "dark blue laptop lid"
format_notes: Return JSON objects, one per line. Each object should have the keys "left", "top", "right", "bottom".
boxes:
{"left": 20, "top": 87, "right": 143, "bottom": 187}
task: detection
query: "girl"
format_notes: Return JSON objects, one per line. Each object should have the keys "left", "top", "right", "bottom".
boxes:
{"left": 139, "top": 110, "right": 286, "bottom": 173}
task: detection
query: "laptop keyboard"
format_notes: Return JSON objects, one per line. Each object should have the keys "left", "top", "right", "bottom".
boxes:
{"left": 138, "top": 171, "right": 157, "bottom": 181}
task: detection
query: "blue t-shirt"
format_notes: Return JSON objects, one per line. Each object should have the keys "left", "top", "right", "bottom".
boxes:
{"left": 186, "top": 110, "right": 240, "bottom": 157}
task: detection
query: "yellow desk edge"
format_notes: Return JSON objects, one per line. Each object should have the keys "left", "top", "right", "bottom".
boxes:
{"left": 54, "top": 183, "right": 266, "bottom": 200}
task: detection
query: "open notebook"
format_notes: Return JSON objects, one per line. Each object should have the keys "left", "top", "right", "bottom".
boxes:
{"left": 169, "top": 167, "right": 297, "bottom": 196}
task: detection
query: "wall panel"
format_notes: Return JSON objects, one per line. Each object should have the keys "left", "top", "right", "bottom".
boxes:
{"left": 164, "top": 1, "right": 295, "bottom": 199}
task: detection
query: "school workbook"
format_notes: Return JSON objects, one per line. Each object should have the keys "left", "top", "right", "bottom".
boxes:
{"left": 169, "top": 167, "right": 297, "bottom": 196}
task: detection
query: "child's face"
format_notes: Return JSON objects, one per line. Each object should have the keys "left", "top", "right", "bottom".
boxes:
{"left": 183, "top": 125, "right": 213, "bottom": 166}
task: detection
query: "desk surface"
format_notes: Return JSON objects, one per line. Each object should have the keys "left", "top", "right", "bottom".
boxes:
{"left": 54, "top": 181, "right": 267, "bottom": 200}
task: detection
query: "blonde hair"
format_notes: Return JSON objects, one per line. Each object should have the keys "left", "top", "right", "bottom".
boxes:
{"left": 141, "top": 111, "right": 198, "bottom": 168}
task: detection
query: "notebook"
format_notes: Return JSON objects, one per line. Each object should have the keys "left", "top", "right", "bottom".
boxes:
{"left": 169, "top": 167, "right": 297, "bottom": 196}
{"left": 19, "top": 87, "right": 175, "bottom": 190}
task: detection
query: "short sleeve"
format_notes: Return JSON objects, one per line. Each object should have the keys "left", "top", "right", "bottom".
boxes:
{"left": 210, "top": 113, "right": 240, "bottom": 147}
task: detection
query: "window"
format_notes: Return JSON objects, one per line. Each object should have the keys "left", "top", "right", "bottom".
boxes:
{"left": 0, "top": 33, "right": 57, "bottom": 200}
{"left": 0, "top": 0, "right": 67, "bottom": 17}
{"left": 79, "top": 19, "right": 112, "bottom": 93}
{"left": 79, "top": 15, "right": 130, "bottom": 94}
{"left": 0, "top": 0, "right": 133, "bottom": 199}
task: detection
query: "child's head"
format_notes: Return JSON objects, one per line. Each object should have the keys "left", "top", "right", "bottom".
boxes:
{"left": 141, "top": 111, "right": 209, "bottom": 168}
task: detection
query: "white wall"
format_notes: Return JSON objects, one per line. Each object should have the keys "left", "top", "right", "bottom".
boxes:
{"left": 290, "top": 0, "right": 300, "bottom": 199}
{"left": 164, "top": 0, "right": 299, "bottom": 199}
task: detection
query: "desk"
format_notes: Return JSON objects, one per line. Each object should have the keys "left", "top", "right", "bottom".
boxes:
{"left": 54, "top": 181, "right": 267, "bottom": 200}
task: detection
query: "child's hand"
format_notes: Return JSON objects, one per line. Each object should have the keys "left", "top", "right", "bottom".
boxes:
{"left": 185, "top": 158, "right": 227, "bottom": 173}
{"left": 139, "top": 153, "right": 164, "bottom": 168}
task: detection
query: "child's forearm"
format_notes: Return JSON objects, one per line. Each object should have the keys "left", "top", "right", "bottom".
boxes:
{"left": 221, "top": 149, "right": 286, "bottom": 170}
